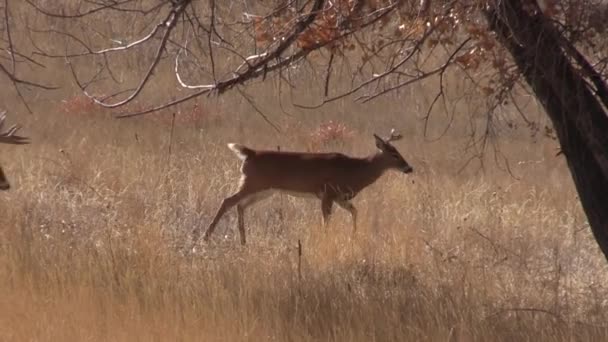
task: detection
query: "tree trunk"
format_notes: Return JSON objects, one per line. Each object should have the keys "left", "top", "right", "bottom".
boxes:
{"left": 486, "top": 0, "right": 608, "bottom": 261}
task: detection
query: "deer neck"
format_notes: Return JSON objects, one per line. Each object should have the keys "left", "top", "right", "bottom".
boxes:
{"left": 363, "top": 152, "right": 392, "bottom": 181}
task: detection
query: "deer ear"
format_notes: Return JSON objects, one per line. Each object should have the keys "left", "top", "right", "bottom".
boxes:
{"left": 373, "top": 134, "right": 386, "bottom": 150}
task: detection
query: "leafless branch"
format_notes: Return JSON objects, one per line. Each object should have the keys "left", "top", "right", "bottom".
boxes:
{"left": 236, "top": 86, "right": 281, "bottom": 132}
{"left": 358, "top": 37, "right": 471, "bottom": 103}
{"left": 175, "top": 47, "right": 214, "bottom": 90}
{"left": 4, "top": 0, "right": 14, "bottom": 74}
{"left": 71, "top": 2, "right": 188, "bottom": 108}
{"left": 117, "top": 0, "right": 329, "bottom": 116}
{"left": 25, "top": 0, "right": 158, "bottom": 18}
{"left": 30, "top": 17, "right": 165, "bottom": 58}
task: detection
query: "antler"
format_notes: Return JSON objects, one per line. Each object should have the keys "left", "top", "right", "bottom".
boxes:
{"left": 0, "top": 111, "right": 29, "bottom": 145}
{"left": 386, "top": 128, "right": 403, "bottom": 143}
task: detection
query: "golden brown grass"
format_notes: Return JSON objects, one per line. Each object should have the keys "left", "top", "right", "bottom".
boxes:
{"left": 2, "top": 3, "right": 608, "bottom": 340}
{"left": 2, "top": 99, "right": 608, "bottom": 341}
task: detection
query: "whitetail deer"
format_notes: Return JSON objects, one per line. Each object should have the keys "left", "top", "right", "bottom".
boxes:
{"left": 191, "top": 129, "right": 413, "bottom": 245}
{"left": 0, "top": 111, "right": 29, "bottom": 190}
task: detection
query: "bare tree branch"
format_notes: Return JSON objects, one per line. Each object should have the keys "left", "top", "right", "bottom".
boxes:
{"left": 24, "top": 0, "right": 157, "bottom": 18}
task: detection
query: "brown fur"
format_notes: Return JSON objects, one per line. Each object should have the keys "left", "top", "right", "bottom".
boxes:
{"left": 192, "top": 133, "right": 413, "bottom": 245}
{"left": 239, "top": 150, "right": 400, "bottom": 196}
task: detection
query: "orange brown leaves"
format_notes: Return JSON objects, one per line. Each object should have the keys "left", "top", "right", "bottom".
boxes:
{"left": 310, "top": 120, "right": 354, "bottom": 149}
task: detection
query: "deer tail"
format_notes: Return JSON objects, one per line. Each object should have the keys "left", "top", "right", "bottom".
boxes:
{"left": 227, "top": 143, "right": 254, "bottom": 160}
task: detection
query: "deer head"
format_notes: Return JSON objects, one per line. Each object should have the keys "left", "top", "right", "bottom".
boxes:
{"left": 373, "top": 129, "right": 413, "bottom": 173}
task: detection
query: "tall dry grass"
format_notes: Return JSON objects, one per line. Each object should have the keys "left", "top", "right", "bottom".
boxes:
{"left": 2, "top": 3, "right": 608, "bottom": 341}
{"left": 2, "top": 100, "right": 607, "bottom": 341}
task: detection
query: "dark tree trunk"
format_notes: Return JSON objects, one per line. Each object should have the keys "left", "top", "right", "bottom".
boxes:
{"left": 486, "top": 0, "right": 608, "bottom": 261}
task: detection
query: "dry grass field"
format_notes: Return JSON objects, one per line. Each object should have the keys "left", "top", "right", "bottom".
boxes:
{"left": 2, "top": 3, "right": 608, "bottom": 341}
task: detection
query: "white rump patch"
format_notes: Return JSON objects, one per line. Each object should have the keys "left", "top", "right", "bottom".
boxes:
{"left": 227, "top": 143, "right": 248, "bottom": 160}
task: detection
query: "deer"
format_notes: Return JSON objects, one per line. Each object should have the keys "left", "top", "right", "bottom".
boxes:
{"left": 0, "top": 111, "right": 30, "bottom": 190}
{"left": 191, "top": 129, "right": 413, "bottom": 246}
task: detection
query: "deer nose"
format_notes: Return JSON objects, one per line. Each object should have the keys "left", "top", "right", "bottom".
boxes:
{"left": 403, "top": 165, "right": 413, "bottom": 174}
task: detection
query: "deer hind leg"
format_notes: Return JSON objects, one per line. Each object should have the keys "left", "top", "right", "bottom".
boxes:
{"left": 336, "top": 200, "right": 358, "bottom": 233}
{"left": 191, "top": 186, "right": 256, "bottom": 245}
{"left": 236, "top": 191, "right": 272, "bottom": 245}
